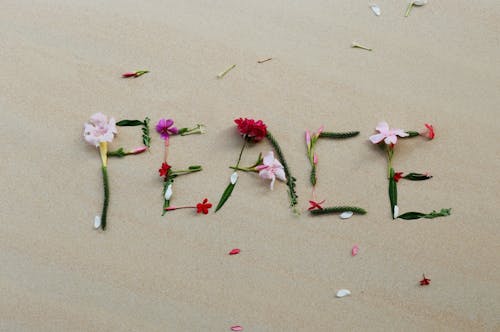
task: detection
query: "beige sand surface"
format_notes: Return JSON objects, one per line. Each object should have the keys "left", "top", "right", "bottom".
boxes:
{"left": 1, "top": 0, "right": 499, "bottom": 331}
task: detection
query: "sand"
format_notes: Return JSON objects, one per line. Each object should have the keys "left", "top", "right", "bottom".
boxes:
{"left": 1, "top": 0, "right": 499, "bottom": 331}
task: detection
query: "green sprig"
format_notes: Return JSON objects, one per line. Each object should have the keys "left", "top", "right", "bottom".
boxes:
{"left": 398, "top": 208, "right": 452, "bottom": 220}
{"left": 310, "top": 206, "right": 366, "bottom": 215}
{"left": 319, "top": 131, "right": 360, "bottom": 139}
{"left": 100, "top": 166, "right": 110, "bottom": 230}
{"left": 266, "top": 131, "right": 298, "bottom": 209}
{"left": 389, "top": 167, "right": 398, "bottom": 220}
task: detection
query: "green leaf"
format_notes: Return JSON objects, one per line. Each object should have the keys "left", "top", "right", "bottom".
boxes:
{"left": 310, "top": 165, "right": 317, "bottom": 186}
{"left": 403, "top": 172, "right": 433, "bottom": 181}
{"left": 389, "top": 168, "right": 397, "bottom": 219}
{"left": 107, "top": 147, "right": 126, "bottom": 157}
{"left": 215, "top": 182, "right": 236, "bottom": 212}
{"left": 116, "top": 119, "right": 144, "bottom": 126}
{"left": 398, "top": 208, "right": 452, "bottom": 220}
{"left": 310, "top": 206, "right": 366, "bottom": 215}
{"left": 319, "top": 131, "right": 360, "bottom": 139}
{"left": 403, "top": 131, "right": 420, "bottom": 137}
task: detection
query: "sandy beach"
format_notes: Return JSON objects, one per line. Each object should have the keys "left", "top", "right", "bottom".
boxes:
{"left": 1, "top": 0, "right": 499, "bottom": 330}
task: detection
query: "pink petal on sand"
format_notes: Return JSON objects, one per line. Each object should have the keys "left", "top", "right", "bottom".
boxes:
{"left": 231, "top": 326, "right": 243, "bottom": 331}
{"left": 351, "top": 245, "right": 359, "bottom": 256}
{"left": 229, "top": 249, "right": 241, "bottom": 255}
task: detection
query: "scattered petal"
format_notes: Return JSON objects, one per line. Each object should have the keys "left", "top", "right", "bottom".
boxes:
{"left": 230, "top": 172, "right": 239, "bottom": 185}
{"left": 93, "top": 216, "right": 101, "bottom": 229}
{"left": 420, "top": 274, "right": 431, "bottom": 286}
{"left": 336, "top": 289, "right": 351, "bottom": 298}
{"left": 340, "top": 211, "right": 354, "bottom": 219}
{"left": 393, "top": 205, "right": 399, "bottom": 219}
{"left": 370, "top": 4, "right": 381, "bottom": 16}
{"left": 351, "top": 245, "right": 359, "bottom": 256}
{"left": 164, "top": 184, "right": 173, "bottom": 200}
{"left": 229, "top": 248, "right": 241, "bottom": 255}
{"left": 230, "top": 326, "right": 243, "bottom": 331}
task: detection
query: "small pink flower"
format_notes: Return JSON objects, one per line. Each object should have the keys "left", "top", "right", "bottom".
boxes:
{"left": 230, "top": 326, "right": 243, "bottom": 331}
{"left": 83, "top": 112, "right": 117, "bottom": 147}
{"left": 255, "top": 151, "right": 286, "bottom": 190}
{"left": 369, "top": 121, "right": 409, "bottom": 145}
{"left": 421, "top": 123, "right": 435, "bottom": 139}
{"left": 156, "top": 118, "right": 179, "bottom": 140}
{"left": 313, "top": 153, "right": 318, "bottom": 165}
{"left": 351, "top": 245, "right": 359, "bottom": 256}
{"left": 305, "top": 130, "right": 311, "bottom": 149}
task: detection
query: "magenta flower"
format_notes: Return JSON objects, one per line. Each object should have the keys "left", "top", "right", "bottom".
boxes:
{"left": 156, "top": 118, "right": 179, "bottom": 140}
{"left": 369, "top": 121, "right": 409, "bottom": 145}
{"left": 256, "top": 151, "right": 286, "bottom": 190}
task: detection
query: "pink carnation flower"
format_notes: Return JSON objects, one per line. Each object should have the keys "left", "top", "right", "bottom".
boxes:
{"left": 83, "top": 112, "right": 117, "bottom": 147}
{"left": 256, "top": 151, "right": 286, "bottom": 190}
{"left": 369, "top": 121, "right": 409, "bottom": 145}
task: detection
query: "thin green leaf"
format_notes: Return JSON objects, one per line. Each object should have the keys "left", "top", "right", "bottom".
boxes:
{"left": 398, "top": 208, "right": 452, "bottom": 220}
{"left": 107, "top": 147, "right": 126, "bottom": 157}
{"left": 215, "top": 182, "right": 236, "bottom": 212}
{"left": 389, "top": 168, "right": 397, "bottom": 219}
{"left": 403, "top": 172, "right": 433, "bottom": 181}
{"left": 116, "top": 119, "right": 144, "bottom": 126}
{"left": 310, "top": 206, "right": 366, "bottom": 215}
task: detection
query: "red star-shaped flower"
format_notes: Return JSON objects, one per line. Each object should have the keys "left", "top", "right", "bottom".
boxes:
{"left": 196, "top": 198, "right": 212, "bottom": 214}
{"left": 308, "top": 200, "right": 325, "bottom": 211}
{"left": 393, "top": 172, "right": 404, "bottom": 182}
{"left": 419, "top": 274, "right": 431, "bottom": 286}
{"left": 159, "top": 162, "right": 171, "bottom": 177}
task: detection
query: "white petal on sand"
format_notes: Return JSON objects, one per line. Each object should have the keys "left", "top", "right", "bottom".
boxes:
{"left": 413, "top": 0, "right": 427, "bottom": 6}
{"left": 336, "top": 289, "right": 351, "bottom": 298}
{"left": 393, "top": 205, "right": 399, "bottom": 218}
{"left": 93, "top": 215, "right": 101, "bottom": 229}
{"left": 340, "top": 211, "right": 354, "bottom": 219}
{"left": 164, "top": 184, "right": 173, "bottom": 200}
{"left": 230, "top": 172, "right": 239, "bottom": 185}
{"left": 370, "top": 5, "right": 381, "bottom": 16}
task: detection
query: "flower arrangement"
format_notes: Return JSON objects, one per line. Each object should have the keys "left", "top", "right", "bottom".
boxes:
{"left": 305, "top": 126, "right": 366, "bottom": 217}
{"left": 369, "top": 121, "right": 450, "bottom": 220}
{"left": 215, "top": 118, "right": 298, "bottom": 213}
{"left": 83, "top": 113, "right": 148, "bottom": 230}
{"left": 156, "top": 118, "right": 207, "bottom": 215}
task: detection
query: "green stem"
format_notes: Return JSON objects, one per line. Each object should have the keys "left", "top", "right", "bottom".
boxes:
{"left": 101, "top": 165, "right": 109, "bottom": 230}
{"left": 405, "top": 3, "right": 414, "bottom": 17}
{"left": 235, "top": 140, "right": 247, "bottom": 168}
{"left": 310, "top": 206, "right": 366, "bottom": 215}
{"left": 229, "top": 166, "right": 257, "bottom": 172}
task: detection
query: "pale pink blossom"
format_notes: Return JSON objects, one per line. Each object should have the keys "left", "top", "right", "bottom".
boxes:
{"left": 369, "top": 121, "right": 408, "bottom": 145}
{"left": 255, "top": 151, "right": 286, "bottom": 190}
{"left": 83, "top": 113, "right": 117, "bottom": 147}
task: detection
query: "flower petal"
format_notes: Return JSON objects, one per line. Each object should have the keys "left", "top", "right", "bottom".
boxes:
{"left": 263, "top": 151, "right": 275, "bottom": 166}
{"left": 351, "top": 245, "right": 359, "bottom": 256}
{"left": 340, "top": 211, "right": 354, "bottom": 219}
{"left": 375, "top": 121, "right": 389, "bottom": 134}
{"left": 230, "top": 172, "right": 239, "bottom": 184}
{"left": 335, "top": 289, "right": 351, "bottom": 298}
{"left": 229, "top": 248, "right": 240, "bottom": 255}
{"left": 384, "top": 134, "right": 398, "bottom": 145}
{"left": 369, "top": 133, "right": 385, "bottom": 144}
{"left": 274, "top": 168, "right": 287, "bottom": 182}
{"left": 393, "top": 129, "right": 409, "bottom": 138}
{"left": 93, "top": 216, "right": 101, "bottom": 229}
{"left": 164, "top": 184, "right": 173, "bottom": 200}
{"left": 230, "top": 326, "right": 243, "bottom": 331}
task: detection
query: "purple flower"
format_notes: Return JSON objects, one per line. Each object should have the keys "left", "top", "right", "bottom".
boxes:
{"left": 156, "top": 118, "right": 178, "bottom": 140}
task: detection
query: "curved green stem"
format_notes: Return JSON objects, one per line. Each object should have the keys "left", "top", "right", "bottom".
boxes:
{"left": 101, "top": 165, "right": 109, "bottom": 230}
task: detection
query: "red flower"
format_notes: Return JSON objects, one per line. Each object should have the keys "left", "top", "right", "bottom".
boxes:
{"left": 422, "top": 123, "right": 435, "bottom": 140}
{"left": 419, "top": 274, "right": 431, "bottom": 286}
{"left": 393, "top": 172, "right": 404, "bottom": 182}
{"left": 159, "top": 162, "right": 171, "bottom": 177}
{"left": 308, "top": 200, "right": 325, "bottom": 211}
{"left": 234, "top": 118, "right": 267, "bottom": 142}
{"left": 196, "top": 198, "right": 212, "bottom": 214}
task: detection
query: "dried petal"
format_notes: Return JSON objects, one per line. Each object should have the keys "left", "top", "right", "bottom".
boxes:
{"left": 413, "top": 0, "right": 427, "bottom": 6}
{"left": 370, "top": 5, "right": 381, "bottom": 16}
{"left": 93, "top": 216, "right": 101, "bottom": 229}
{"left": 230, "top": 172, "right": 239, "bottom": 185}
{"left": 340, "top": 211, "right": 354, "bottom": 219}
{"left": 351, "top": 245, "right": 359, "bottom": 256}
{"left": 229, "top": 248, "right": 241, "bottom": 255}
{"left": 335, "top": 289, "right": 351, "bottom": 298}
{"left": 230, "top": 326, "right": 243, "bottom": 331}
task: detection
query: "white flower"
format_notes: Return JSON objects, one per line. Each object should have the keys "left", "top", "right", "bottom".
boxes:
{"left": 83, "top": 112, "right": 117, "bottom": 147}
{"left": 255, "top": 151, "right": 287, "bottom": 190}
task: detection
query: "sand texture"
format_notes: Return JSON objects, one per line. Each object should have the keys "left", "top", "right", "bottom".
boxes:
{"left": 1, "top": 0, "right": 499, "bottom": 331}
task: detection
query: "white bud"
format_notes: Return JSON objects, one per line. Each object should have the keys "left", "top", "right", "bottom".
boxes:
{"left": 164, "top": 184, "right": 173, "bottom": 200}
{"left": 230, "top": 172, "right": 239, "bottom": 185}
